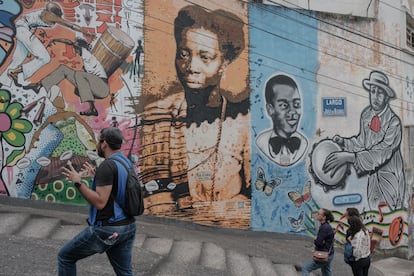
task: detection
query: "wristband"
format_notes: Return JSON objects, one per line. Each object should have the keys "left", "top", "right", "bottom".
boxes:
{"left": 74, "top": 182, "right": 82, "bottom": 189}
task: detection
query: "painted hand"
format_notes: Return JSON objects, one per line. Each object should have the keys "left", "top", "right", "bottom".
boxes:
{"left": 332, "top": 135, "right": 344, "bottom": 147}
{"left": 322, "top": 151, "right": 354, "bottom": 177}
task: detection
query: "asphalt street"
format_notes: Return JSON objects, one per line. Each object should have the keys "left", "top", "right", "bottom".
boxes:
{"left": 0, "top": 196, "right": 413, "bottom": 276}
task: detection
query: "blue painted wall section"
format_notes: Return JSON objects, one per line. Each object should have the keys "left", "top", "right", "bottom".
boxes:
{"left": 249, "top": 4, "right": 319, "bottom": 233}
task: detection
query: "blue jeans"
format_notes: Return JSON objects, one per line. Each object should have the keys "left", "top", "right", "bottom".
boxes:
{"left": 302, "top": 253, "right": 334, "bottom": 276}
{"left": 58, "top": 223, "right": 136, "bottom": 276}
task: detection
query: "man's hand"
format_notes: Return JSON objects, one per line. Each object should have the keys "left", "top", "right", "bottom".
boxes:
{"left": 81, "top": 162, "right": 96, "bottom": 178}
{"left": 61, "top": 161, "right": 83, "bottom": 183}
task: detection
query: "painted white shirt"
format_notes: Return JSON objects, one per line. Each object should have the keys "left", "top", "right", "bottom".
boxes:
{"left": 256, "top": 129, "right": 308, "bottom": 166}
{"left": 81, "top": 50, "right": 107, "bottom": 79}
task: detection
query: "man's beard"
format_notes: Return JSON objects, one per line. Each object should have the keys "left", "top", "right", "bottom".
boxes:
{"left": 97, "top": 146, "right": 104, "bottom": 158}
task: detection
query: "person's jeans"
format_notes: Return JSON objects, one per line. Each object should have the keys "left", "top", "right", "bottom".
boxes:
{"left": 58, "top": 223, "right": 136, "bottom": 276}
{"left": 302, "top": 253, "right": 334, "bottom": 276}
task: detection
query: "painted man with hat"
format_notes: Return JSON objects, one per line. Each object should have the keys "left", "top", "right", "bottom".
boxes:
{"left": 323, "top": 70, "right": 407, "bottom": 211}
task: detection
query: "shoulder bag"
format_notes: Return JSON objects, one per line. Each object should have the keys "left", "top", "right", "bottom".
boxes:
{"left": 312, "top": 249, "right": 330, "bottom": 263}
{"left": 312, "top": 231, "right": 335, "bottom": 263}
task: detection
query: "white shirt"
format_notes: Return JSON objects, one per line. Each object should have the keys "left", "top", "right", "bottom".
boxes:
{"left": 351, "top": 229, "right": 371, "bottom": 260}
{"left": 16, "top": 10, "right": 52, "bottom": 29}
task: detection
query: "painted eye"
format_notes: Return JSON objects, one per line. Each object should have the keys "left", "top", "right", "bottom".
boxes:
{"left": 279, "top": 102, "right": 288, "bottom": 110}
{"left": 179, "top": 49, "right": 190, "bottom": 59}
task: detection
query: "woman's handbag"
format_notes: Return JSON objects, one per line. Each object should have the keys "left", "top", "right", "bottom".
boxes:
{"left": 343, "top": 241, "right": 355, "bottom": 264}
{"left": 312, "top": 250, "right": 329, "bottom": 263}
{"left": 312, "top": 229, "right": 335, "bottom": 264}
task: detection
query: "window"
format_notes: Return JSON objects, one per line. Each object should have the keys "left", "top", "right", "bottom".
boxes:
{"left": 404, "top": 126, "right": 414, "bottom": 169}
{"left": 406, "top": 13, "right": 414, "bottom": 50}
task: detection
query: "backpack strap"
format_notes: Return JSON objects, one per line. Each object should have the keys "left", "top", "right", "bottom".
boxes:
{"left": 110, "top": 156, "right": 132, "bottom": 171}
{"left": 109, "top": 156, "right": 131, "bottom": 219}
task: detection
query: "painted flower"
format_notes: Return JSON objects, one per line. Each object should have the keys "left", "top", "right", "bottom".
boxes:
{"left": 0, "top": 89, "right": 32, "bottom": 147}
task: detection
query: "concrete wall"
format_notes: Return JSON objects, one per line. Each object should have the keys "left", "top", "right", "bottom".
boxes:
{"left": 0, "top": 0, "right": 412, "bottom": 256}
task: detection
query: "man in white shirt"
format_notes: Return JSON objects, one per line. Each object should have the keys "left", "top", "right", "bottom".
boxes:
{"left": 256, "top": 74, "right": 308, "bottom": 166}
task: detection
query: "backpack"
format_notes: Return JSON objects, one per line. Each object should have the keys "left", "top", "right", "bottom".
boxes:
{"left": 344, "top": 241, "right": 355, "bottom": 264}
{"left": 111, "top": 157, "right": 145, "bottom": 216}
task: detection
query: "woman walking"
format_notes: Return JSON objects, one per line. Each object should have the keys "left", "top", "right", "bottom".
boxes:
{"left": 302, "top": 208, "right": 335, "bottom": 276}
{"left": 347, "top": 216, "right": 371, "bottom": 276}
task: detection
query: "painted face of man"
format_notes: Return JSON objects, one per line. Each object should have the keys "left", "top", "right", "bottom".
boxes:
{"left": 175, "top": 27, "right": 228, "bottom": 90}
{"left": 369, "top": 85, "right": 388, "bottom": 112}
{"left": 266, "top": 84, "right": 301, "bottom": 138}
{"left": 0, "top": 0, "right": 21, "bottom": 66}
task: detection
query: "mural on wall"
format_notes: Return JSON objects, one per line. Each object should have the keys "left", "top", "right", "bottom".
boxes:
{"left": 249, "top": 4, "right": 319, "bottom": 234}
{"left": 320, "top": 70, "right": 407, "bottom": 210}
{"left": 0, "top": 0, "right": 22, "bottom": 67}
{"left": 249, "top": 3, "right": 411, "bottom": 253}
{"left": 315, "top": 70, "right": 410, "bottom": 250}
{"left": 0, "top": 0, "right": 143, "bottom": 204}
{"left": 255, "top": 74, "right": 309, "bottom": 167}
{"left": 140, "top": 0, "right": 251, "bottom": 228}
{"left": 0, "top": 0, "right": 412, "bottom": 254}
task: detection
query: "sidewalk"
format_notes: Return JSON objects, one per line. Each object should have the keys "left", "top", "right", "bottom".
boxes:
{"left": 0, "top": 196, "right": 412, "bottom": 275}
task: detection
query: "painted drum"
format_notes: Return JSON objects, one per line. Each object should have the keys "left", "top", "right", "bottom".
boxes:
{"left": 91, "top": 26, "right": 135, "bottom": 77}
{"left": 388, "top": 216, "right": 404, "bottom": 246}
{"left": 309, "top": 139, "right": 350, "bottom": 191}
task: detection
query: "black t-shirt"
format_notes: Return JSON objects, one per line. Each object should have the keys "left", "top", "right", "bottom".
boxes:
{"left": 94, "top": 160, "right": 118, "bottom": 222}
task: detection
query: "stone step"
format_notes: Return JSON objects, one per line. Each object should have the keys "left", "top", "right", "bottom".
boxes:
{"left": 227, "top": 250, "right": 255, "bottom": 276}
{"left": 142, "top": 237, "right": 174, "bottom": 256}
{"left": 251, "top": 257, "right": 279, "bottom": 275}
{"left": 51, "top": 224, "right": 85, "bottom": 240}
{"left": 0, "top": 212, "right": 30, "bottom": 235}
{"left": 273, "top": 263, "right": 301, "bottom": 275}
{"left": 200, "top": 242, "right": 227, "bottom": 270}
{"left": 1, "top": 212, "right": 308, "bottom": 276}
{"left": 17, "top": 216, "right": 61, "bottom": 238}
{"left": 168, "top": 240, "right": 202, "bottom": 263}
{"left": 134, "top": 233, "right": 147, "bottom": 248}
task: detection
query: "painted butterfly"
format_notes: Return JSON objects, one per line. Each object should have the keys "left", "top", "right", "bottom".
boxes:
{"left": 255, "top": 167, "right": 281, "bottom": 196}
{"left": 288, "top": 181, "right": 311, "bottom": 207}
{"left": 288, "top": 210, "right": 305, "bottom": 232}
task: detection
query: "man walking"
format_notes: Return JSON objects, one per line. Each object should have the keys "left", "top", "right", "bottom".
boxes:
{"left": 59, "top": 127, "right": 136, "bottom": 275}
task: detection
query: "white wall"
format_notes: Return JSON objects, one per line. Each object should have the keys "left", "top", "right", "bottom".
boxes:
{"left": 263, "top": 0, "right": 377, "bottom": 18}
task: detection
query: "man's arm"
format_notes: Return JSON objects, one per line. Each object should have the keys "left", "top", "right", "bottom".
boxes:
{"left": 314, "top": 224, "right": 330, "bottom": 249}
{"left": 61, "top": 162, "right": 112, "bottom": 210}
{"left": 76, "top": 184, "right": 112, "bottom": 210}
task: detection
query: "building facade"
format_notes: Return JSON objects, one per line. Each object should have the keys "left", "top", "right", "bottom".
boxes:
{"left": 0, "top": 0, "right": 413, "bottom": 257}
